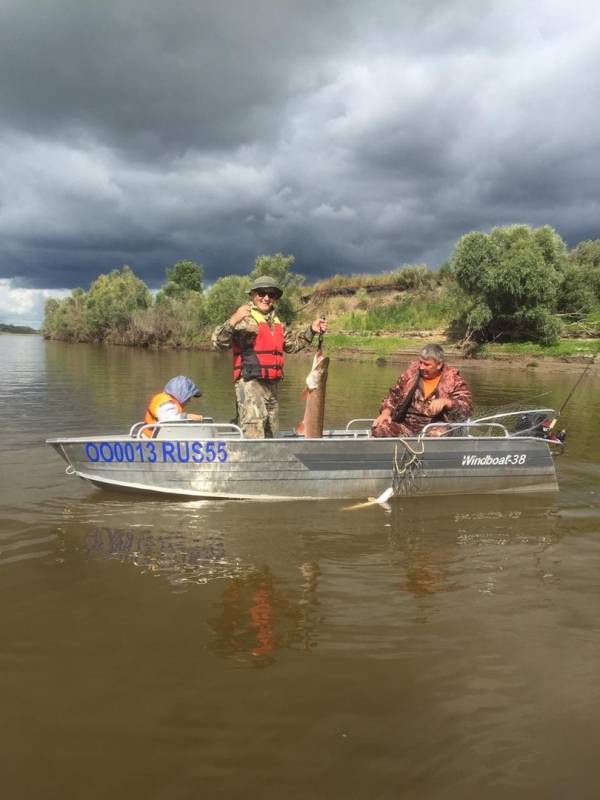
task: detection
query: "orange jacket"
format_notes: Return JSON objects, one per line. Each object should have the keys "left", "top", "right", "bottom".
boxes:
{"left": 143, "top": 392, "right": 184, "bottom": 437}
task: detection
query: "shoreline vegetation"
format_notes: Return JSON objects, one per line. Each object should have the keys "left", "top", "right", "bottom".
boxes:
{"left": 0, "top": 323, "right": 39, "bottom": 334}
{"left": 41, "top": 226, "right": 600, "bottom": 366}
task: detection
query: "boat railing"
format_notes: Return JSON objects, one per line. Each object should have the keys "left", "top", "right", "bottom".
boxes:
{"left": 347, "top": 409, "right": 558, "bottom": 439}
{"left": 421, "top": 421, "right": 511, "bottom": 437}
{"left": 469, "top": 408, "right": 558, "bottom": 437}
{"left": 346, "top": 417, "right": 511, "bottom": 438}
{"left": 344, "top": 419, "right": 375, "bottom": 438}
{"left": 346, "top": 419, "right": 374, "bottom": 429}
{"left": 128, "top": 419, "right": 245, "bottom": 440}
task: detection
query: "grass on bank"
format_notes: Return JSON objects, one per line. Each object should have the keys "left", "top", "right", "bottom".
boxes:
{"left": 321, "top": 333, "right": 600, "bottom": 360}
{"left": 308, "top": 265, "right": 437, "bottom": 295}
{"left": 323, "top": 334, "right": 430, "bottom": 355}
{"left": 335, "top": 296, "right": 452, "bottom": 333}
{"left": 478, "top": 339, "right": 600, "bottom": 358}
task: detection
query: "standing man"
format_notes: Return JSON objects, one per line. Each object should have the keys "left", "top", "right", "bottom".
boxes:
{"left": 372, "top": 344, "right": 473, "bottom": 438}
{"left": 211, "top": 275, "right": 327, "bottom": 438}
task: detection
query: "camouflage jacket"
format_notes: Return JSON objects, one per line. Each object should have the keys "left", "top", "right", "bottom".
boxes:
{"left": 380, "top": 360, "right": 473, "bottom": 434}
{"left": 211, "top": 308, "right": 315, "bottom": 356}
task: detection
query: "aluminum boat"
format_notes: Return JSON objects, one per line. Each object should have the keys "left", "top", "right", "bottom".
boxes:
{"left": 46, "top": 409, "right": 562, "bottom": 500}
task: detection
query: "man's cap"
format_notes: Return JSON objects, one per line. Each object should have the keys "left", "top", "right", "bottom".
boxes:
{"left": 248, "top": 275, "right": 283, "bottom": 298}
{"left": 164, "top": 375, "right": 202, "bottom": 404}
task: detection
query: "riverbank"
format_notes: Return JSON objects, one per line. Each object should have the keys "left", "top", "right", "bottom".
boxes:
{"left": 174, "top": 330, "right": 599, "bottom": 372}
{"left": 319, "top": 332, "right": 600, "bottom": 368}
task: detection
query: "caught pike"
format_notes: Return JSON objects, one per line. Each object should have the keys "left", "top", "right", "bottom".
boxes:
{"left": 296, "top": 350, "right": 330, "bottom": 438}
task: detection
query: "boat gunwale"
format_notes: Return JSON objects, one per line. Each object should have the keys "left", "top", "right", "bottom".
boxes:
{"left": 46, "top": 432, "right": 553, "bottom": 446}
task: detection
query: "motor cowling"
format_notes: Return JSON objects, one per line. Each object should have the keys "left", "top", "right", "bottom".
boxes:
{"left": 514, "top": 413, "right": 566, "bottom": 442}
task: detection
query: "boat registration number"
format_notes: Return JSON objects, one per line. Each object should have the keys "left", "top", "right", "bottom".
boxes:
{"left": 84, "top": 441, "right": 229, "bottom": 464}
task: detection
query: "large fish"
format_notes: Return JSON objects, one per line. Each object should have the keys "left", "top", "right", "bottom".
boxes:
{"left": 296, "top": 350, "right": 330, "bottom": 438}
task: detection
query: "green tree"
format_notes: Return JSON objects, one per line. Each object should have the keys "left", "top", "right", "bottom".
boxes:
{"left": 250, "top": 252, "right": 303, "bottom": 323}
{"left": 532, "top": 225, "right": 568, "bottom": 274}
{"left": 84, "top": 266, "right": 151, "bottom": 340}
{"left": 557, "top": 267, "right": 596, "bottom": 315}
{"left": 204, "top": 275, "right": 251, "bottom": 324}
{"left": 569, "top": 239, "right": 600, "bottom": 269}
{"left": 156, "top": 259, "right": 204, "bottom": 302}
{"left": 451, "top": 225, "right": 564, "bottom": 344}
{"left": 42, "top": 287, "right": 89, "bottom": 341}
{"left": 566, "top": 239, "right": 600, "bottom": 304}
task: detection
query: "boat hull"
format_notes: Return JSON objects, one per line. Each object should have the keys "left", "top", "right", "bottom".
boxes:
{"left": 47, "top": 432, "right": 559, "bottom": 500}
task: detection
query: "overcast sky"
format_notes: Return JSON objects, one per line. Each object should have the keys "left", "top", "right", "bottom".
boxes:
{"left": 1, "top": 0, "right": 599, "bottom": 324}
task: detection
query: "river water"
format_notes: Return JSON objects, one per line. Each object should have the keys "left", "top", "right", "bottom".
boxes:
{"left": 2, "top": 334, "right": 600, "bottom": 799}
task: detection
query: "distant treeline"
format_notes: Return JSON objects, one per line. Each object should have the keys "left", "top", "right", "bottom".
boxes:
{"left": 42, "top": 227, "right": 600, "bottom": 348}
{"left": 0, "top": 323, "right": 38, "bottom": 334}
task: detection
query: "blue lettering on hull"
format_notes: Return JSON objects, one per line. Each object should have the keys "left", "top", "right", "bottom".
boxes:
{"left": 85, "top": 441, "right": 229, "bottom": 464}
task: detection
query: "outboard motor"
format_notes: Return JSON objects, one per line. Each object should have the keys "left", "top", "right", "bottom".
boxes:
{"left": 514, "top": 412, "right": 566, "bottom": 442}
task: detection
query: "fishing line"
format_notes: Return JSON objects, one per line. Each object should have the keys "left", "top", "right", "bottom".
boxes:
{"left": 557, "top": 353, "right": 597, "bottom": 416}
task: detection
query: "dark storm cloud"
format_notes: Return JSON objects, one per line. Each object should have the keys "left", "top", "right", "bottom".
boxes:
{"left": 0, "top": 0, "right": 599, "bottom": 307}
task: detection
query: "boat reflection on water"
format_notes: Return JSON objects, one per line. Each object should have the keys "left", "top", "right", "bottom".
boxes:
{"left": 207, "top": 562, "right": 321, "bottom": 668}
{"left": 69, "top": 491, "right": 561, "bottom": 666}
{"left": 385, "top": 494, "right": 561, "bottom": 606}
{"left": 82, "top": 525, "right": 232, "bottom": 585}
{"left": 80, "top": 521, "right": 321, "bottom": 668}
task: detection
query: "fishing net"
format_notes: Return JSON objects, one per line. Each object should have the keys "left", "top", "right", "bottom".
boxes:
{"left": 392, "top": 435, "right": 425, "bottom": 497}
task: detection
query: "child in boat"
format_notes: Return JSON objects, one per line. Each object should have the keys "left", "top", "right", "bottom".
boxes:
{"left": 144, "top": 376, "right": 203, "bottom": 437}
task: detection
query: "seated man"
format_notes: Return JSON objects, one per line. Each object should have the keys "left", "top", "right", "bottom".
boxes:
{"left": 143, "top": 375, "right": 203, "bottom": 437}
{"left": 372, "top": 344, "right": 472, "bottom": 438}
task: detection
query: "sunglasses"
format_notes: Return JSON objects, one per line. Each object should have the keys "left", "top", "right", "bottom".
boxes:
{"left": 255, "top": 289, "right": 279, "bottom": 299}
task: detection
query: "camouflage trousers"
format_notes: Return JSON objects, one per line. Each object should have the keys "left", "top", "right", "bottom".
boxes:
{"left": 234, "top": 378, "right": 280, "bottom": 438}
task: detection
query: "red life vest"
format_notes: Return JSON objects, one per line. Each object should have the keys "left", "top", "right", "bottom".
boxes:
{"left": 232, "top": 309, "right": 285, "bottom": 382}
{"left": 143, "top": 392, "right": 183, "bottom": 437}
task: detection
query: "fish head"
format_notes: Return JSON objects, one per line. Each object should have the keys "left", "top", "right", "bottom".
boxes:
{"left": 305, "top": 354, "right": 330, "bottom": 390}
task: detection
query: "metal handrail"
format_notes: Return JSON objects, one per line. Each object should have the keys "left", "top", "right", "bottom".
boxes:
{"left": 346, "top": 417, "right": 513, "bottom": 437}
{"left": 129, "top": 420, "right": 241, "bottom": 440}
{"left": 471, "top": 408, "right": 557, "bottom": 425}
{"left": 421, "top": 421, "right": 510, "bottom": 437}
{"left": 345, "top": 418, "right": 375, "bottom": 430}
{"left": 129, "top": 418, "right": 215, "bottom": 437}
{"left": 346, "top": 408, "right": 556, "bottom": 437}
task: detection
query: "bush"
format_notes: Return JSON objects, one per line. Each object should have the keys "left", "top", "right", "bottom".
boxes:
{"left": 557, "top": 266, "right": 596, "bottom": 316}
{"left": 390, "top": 264, "right": 433, "bottom": 291}
{"left": 566, "top": 240, "right": 600, "bottom": 303}
{"left": 205, "top": 275, "right": 251, "bottom": 325}
{"left": 42, "top": 291, "right": 89, "bottom": 341}
{"left": 84, "top": 266, "right": 151, "bottom": 340}
{"left": 451, "top": 225, "right": 565, "bottom": 343}
{"left": 156, "top": 260, "right": 204, "bottom": 302}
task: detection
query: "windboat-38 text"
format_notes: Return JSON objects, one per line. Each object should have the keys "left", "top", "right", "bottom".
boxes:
{"left": 461, "top": 453, "right": 527, "bottom": 467}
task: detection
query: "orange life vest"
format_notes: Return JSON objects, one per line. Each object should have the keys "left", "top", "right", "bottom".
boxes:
{"left": 232, "top": 309, "right": 284, "bottom": 382}
{"left": 143, "top": 392, "right": 183, "bottom": 437}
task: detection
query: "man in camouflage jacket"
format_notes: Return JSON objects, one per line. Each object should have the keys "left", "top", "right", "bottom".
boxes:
{"left": 372, "top": 344, "right": 473, "bottom": 438}
{"left": 212, "top": 276, "right": 326, "bottom": 438}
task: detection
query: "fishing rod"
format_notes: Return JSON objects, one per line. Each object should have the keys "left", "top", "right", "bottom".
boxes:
{"left": 317, "top": 315, "right": 326, "bottom": 351}
{"left": 556, "top": 353, "right": 597, "bottom": 417}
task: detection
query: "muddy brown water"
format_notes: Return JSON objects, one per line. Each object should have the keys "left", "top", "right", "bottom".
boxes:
{"left": 2, "top": 334, "right": 600, "bottom": 799}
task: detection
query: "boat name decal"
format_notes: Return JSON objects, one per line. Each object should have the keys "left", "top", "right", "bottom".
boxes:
{"left": 461, "top": 453, "right": 527, "bottom": 467}
{"left": 84, "top": 441, "right": 229, "bottom": 464}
